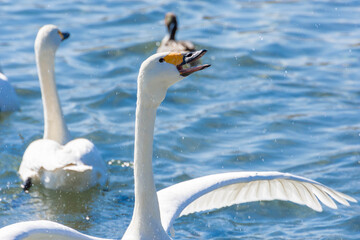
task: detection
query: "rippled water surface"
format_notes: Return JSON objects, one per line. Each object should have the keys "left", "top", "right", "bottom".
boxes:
{"left": 0, "top": 0, "right": 359, "bottom": 239}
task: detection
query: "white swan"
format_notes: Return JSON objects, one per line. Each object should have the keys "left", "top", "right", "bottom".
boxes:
{"left": 18, "top": 25, "right": 107, "bottom": 192}
{"left": 0, "top": 50, "right": 356, "bottom": 239}
{"left": 0, "top": 67, "right": 20, "bottom": 112}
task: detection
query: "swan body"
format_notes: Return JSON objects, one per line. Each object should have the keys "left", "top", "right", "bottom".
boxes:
{"left": 157, "top": 12, "right": 196, "bottom": 53}
{"left": 0, "top": 170, "right": 355, "bottom": 240}
{"left": 1, "top": 51, "right": 356, "bottom": 239}
{"left": 19, "top": 138, "right": 106, "bottom": 191}
{"left": 0, "top": 171, "right": 355, "bottom": 239}
{"left": 0, "top": 70, "right": 20, "bottom": 112}
{"left": 18, "top": 25, "right": 107, "bottom": 191}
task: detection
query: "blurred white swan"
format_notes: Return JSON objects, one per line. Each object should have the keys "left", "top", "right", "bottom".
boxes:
{"left": 18, "top": 25, "right": 107, "bottom": 192}
{"left": 0, "top": 50, "right": 356, "bottom": 239}
{"left": 0, "top": 67, "right": 20, "bottom": 112}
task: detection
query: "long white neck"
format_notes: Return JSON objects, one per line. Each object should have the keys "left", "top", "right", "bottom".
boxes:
{"left": 36, "top": 48, "right": 71, "bottom": 145}
{"left": 123, "top": 77, "right": 169, "bottom": 240}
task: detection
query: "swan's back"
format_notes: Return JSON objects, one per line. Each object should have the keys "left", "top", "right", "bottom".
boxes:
{"left": 19, "top": 138, "right": 107, "bottom": 191}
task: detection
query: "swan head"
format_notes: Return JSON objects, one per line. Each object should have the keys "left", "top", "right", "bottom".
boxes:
{"left": 138, "top": 49, "right": 210, "bottom": 106}
{"left": 35, "top": 24, "right": 70, "bottom": 55}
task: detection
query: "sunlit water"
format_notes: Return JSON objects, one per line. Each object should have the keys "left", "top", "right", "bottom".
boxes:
{"left": 0, "top": 0, "right": 359, "bottom": 239}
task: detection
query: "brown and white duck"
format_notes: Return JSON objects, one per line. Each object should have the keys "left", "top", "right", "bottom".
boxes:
{"left": 157, "top": 12, "right": 196, "bottom": 53}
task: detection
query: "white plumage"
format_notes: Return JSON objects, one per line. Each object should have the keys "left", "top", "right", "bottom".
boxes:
{"left": 0, "top": 170, "right": 355, "bottom": 240}
{"left": 18, "top": 24, "right": 107, "bottom": 191}
{"left": 19, "top": 138, "right": 107, "bottom": 191}
{"left": 0, "top": 51, "right": 356, "bottom": 239}
{"left": 157, "top": 171, "right": 356, "bottom": 233}
{"left": 0, "top": 220, "right": 110, "bottom": 240}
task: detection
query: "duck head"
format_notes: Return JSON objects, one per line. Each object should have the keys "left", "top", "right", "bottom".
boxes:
{"left": 165, "top": 12, "right": 178, "bottom": 40}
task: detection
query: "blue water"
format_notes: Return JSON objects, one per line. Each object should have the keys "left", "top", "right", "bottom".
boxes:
{"left": 0, "top": 0, "right": 359, "bottom": 239}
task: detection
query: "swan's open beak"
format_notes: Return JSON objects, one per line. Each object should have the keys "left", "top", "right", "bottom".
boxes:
{"left": 177, "top": 50, "right": 211, "bottom": 77}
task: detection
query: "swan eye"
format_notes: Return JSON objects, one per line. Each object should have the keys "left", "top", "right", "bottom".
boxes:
{"left": 159, "top": 58, "right": 164, "bottom": 63}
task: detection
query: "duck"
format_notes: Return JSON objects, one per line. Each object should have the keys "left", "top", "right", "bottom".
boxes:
{"left": 0, "top": 67, "right": 20, "bottom": 112}
{"left": 157, "top": 12, "right": 196, "bottom": 53}
{"left": 18, "top": 25, "right": 107, "bottom": 192}
{"left": 1, "top": 50, "right": 356, "bottom": 239}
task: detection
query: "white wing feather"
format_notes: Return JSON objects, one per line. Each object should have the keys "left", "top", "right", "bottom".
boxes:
{"left": 157, "top": 171, "right": 356, "bottom": 233}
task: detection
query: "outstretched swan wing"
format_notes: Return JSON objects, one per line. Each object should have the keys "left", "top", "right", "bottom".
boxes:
{"left": 157, "top": 171, "right": 356, "bottom": 233}
{"left": 0, "top": 220, "right": 113, "bottom": 240}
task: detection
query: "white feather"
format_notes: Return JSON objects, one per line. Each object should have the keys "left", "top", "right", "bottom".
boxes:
{"left": 18, "top": 25, "right": 107, "bottom": 191}
{"left": 0, "top": 220, "right": 112, "bottom": 240}
{"left": 157, "top": 171, "right": 357, "bottom": 233}
{"left": 19, "top": 138, "right": 107, "bottom": 191}
{"left": 0, "top": 51, "right": 356, "bottom": 240}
